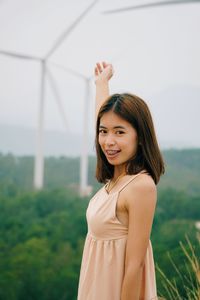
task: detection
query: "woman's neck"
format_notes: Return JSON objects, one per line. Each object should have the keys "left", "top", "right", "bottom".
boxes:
{"left": 113, "top": 164, "right": 126, "bottom": 180}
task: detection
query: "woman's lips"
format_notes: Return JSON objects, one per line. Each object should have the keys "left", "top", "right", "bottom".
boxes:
{"left": 105, "top": 150, "right": 121, "bottom": 159}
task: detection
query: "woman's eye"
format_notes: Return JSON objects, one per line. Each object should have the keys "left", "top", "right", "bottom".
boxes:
{"left": 99, "top": 129, "right": 107, "bottom": 134}
{"left": 116, "top": 131, "right": 124, "bottom": 135}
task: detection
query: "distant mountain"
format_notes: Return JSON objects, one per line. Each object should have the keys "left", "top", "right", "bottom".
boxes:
{"left": 0, "top": 124, "right": 96, "bottom": 156}
{"left": 0, "top": 84, "right": 199, "bottom": 155}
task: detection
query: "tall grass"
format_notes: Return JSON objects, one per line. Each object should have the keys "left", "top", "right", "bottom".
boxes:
{"left": 156, "top": 233, "right": 200, "bottom": 300}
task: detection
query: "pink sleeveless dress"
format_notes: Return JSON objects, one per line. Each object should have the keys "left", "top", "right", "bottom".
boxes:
{"left": 77, "top": 174, "right": 157, "bottom": 300}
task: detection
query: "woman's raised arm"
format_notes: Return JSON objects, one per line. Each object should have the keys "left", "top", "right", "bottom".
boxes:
{"left": 94, "top": 61, "right": 114, "bottom": 119}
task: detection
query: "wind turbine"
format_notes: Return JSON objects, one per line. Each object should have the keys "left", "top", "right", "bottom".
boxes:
{"left": 102, "top": 0, "right": 200, "bottom": 14}
{"left": 0, "top": 49, "right": 70, "bottom": 188}
{"left": 34, "top": 0, "right": 98, "bottom": 191}
{"left": 49, "top": 61, "right": 93, "bottom": 197}
{"left": 0, "top": 0, "right": 99, "bottom": 191}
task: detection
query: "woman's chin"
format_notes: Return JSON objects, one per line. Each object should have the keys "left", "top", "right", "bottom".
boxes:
{"left": 107, "top": 158, "right": 124, "bottom": 166}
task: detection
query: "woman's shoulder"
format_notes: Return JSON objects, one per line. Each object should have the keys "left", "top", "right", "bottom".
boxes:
{"left": 123, "top": 173, "right": 157, "bottom": 207}
{"left": 133, "top": 172, "right": 156, "bottom": 190}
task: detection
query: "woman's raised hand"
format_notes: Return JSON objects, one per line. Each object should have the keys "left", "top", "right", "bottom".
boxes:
{"left": 94, "top": 61, "right": 114, "bottom": 84}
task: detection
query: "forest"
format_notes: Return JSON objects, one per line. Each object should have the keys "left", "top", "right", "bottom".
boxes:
{"left": 0, "top": 148, "right": 200, "bottom": 299}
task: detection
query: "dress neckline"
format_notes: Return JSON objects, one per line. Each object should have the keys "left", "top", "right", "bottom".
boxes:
{"left": 104, "top": 185, "right": 119, "bottom": 196}
{"left": 104, "top": 171, "right": 147, "bottom": 195}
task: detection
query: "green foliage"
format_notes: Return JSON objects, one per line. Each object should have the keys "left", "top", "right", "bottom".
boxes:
{"left": 159, "top": 149, "right": 200, "bottom": 195}
{"left": 0, "top": 187, "right": 88, "bottom": 300}
{"left": 0, "top": 149, "right": 200, "bottom": 299}
{"left": 156, "top": 235, "right": 200, "bottom": 300}
{"left": 152, "top": 188, "right": 200, "bottom": 298}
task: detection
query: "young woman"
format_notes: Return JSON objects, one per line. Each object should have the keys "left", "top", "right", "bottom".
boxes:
{"left": 77, "top": 62, "right": 165, "bottom": 300}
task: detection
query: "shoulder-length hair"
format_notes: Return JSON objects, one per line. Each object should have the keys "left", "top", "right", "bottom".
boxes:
{"left": 95, "top": 93, "right": 165, "bottom": 185}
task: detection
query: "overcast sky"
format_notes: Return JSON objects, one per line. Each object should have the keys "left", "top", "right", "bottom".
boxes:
{"left": 0, "top": 0, "right": 200, "bottom": 151}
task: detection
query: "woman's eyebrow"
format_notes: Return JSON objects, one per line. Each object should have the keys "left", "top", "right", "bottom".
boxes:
{"left": 99, "top": 125, "right": 126, "bottom": 129}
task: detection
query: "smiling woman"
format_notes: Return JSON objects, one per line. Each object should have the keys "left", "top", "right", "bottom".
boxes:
{"left": 95, "top": 92, "right": 164, "bottom": 186}
{"left": 77, "top": 62, "right": 165, "bottom": 300}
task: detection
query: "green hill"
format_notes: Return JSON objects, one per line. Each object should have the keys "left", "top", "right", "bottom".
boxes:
{"left": 0, "top": 148, "right": 200, "bottom": 195}
{"left": 0, "top": 149, "right": 200, "bottom": 299}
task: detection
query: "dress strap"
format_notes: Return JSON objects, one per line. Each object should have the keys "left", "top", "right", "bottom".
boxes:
{"left": 118, "top": 171, "right": 146, "bottom": 193}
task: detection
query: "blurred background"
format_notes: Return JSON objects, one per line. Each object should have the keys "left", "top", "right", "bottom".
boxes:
{"left": 0, "top": 0, "right": 200, "bottom": 299}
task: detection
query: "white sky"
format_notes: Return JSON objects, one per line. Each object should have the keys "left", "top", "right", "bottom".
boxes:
{"left": 0, "top": 0, "right": 200, "bottom": 149}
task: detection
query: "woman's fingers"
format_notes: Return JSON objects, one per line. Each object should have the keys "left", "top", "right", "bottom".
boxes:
{"left": 97, "top": 61, "right": 113, "bottom": 71}
{"left": 94, "top": 66, "right": 98, "bottom": 76}
{"left": 96, "top": 62, "right": 102, "bottom": 73}
{"left": 102, "top": 61, "right": 107, "bottom": 68}
{"left": 102, "top": 61, "right": 113, "bottom": 72}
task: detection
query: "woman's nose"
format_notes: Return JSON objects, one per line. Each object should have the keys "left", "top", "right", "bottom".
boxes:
{"left": 105, "top": 134, "right": 116, "bottom": 146}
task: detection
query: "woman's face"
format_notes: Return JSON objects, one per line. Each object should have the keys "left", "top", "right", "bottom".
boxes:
{"left": 98, "top": 111, "right": 138, "bottom": 166}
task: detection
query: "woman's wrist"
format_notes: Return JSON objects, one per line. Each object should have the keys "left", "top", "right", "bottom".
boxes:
{"left": 95, "top": 78, "right": 109, "bottom": 85}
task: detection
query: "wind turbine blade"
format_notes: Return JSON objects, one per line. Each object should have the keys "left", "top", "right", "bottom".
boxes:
{"left": 49, "top": 61, "right": 86, "bottom": 80}
{"left": 46, "top": 67, "right": 69, "bottom": 131}
{"left": 80, "top": 79, "right": 90, "bottom": 196}
{"left": 102, "top": 0, "right": 200, "bottom": 14}
{"left": 0, "top": 49, "right": 41, "bottom": 61}
{"left": 46, "top": 0, "right": 99, "bottom": 59}
{"left": 34, "top": 62, "right": 45, "bottom": 190}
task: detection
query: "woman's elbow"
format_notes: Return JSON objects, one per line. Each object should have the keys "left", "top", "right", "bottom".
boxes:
{"left": 125, "top": 259, "right": 145, "bottom": 276}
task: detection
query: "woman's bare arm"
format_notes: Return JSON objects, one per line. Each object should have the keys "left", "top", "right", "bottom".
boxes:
{"left": 121, "top": 175, "right": 157, "bottom": 300}
{"left": 94, "top": 61, "right": 114, "bottom": 119}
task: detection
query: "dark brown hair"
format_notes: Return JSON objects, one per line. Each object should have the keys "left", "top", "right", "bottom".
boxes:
{"left": 95, "top": 93, "right": 165, "bottom": 185}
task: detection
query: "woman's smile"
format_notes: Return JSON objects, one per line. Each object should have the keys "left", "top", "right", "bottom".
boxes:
{"left": 105, "top": 149, "right": 121, "bottom": 160}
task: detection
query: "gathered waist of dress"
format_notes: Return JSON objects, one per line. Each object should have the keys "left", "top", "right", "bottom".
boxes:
{"left": 86, "top": 231, "right": 128, "bottom": 241}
